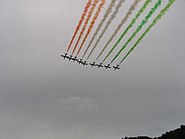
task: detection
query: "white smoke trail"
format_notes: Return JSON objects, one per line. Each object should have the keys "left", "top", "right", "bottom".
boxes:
{"left": 87, "top": 0, "right": 126, "bottom": 60}
{"left": 82, "top": 0, "right": 117, "bottom": 58}
{"left": 97, "top": 0, "right": 141, "bottom": 60}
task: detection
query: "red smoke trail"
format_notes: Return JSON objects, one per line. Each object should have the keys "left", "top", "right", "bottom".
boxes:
{"left": 72, "top": 0, "right": 99, "bottom": 55}
{"left": 66, "top": 0, "right": 92, "bottom": 53}
{"left": 76, "top": 0, "right": 106, "bottom": 56}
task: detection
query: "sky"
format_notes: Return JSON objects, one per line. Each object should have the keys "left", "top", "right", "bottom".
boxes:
{"left": 0, "top": 0, "right": 185, "bottom": 139}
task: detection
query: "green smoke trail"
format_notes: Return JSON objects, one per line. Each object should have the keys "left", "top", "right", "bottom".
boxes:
{"left": 108, "top": 0, "right": 162, "bottom": 64}
{"left": 88, "top": 0, "right": 141, "bottom": 61}
{"left": 99, "top": 0, "right": 152, "bottom": 61}
{"left": 120, "top": 0, "right": 176, "bottom": 64}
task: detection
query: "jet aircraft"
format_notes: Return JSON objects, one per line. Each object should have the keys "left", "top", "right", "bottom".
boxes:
{"left": 90, "top": 62, "right": 96, "bottom": 67}
{"left": 78, "top": 59, "right": 84, "bottom": 65}
{"left": 104, "top": 64, "right": 111, "bottom": 69}
{"left": 113, "top": 65, "right": 120, "bottom": 70}
{"left": 61, "top": 53, "right": 68, "bottom": 59}
{"left": 82, "top": 61, "right": 88, "bottom": 66}
{"left": 68, "top": 55, "right": 73, "bottom": 61}
{"left": 72, "top": 56, "right": 78, "bottom": 62}
{"left": 96, "top": 63, "right": 103, "bottom": 68}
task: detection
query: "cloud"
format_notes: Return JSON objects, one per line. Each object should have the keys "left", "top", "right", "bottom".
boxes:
{"left": 60, "top": 96, "right": 99, "bottom": 111}
{"left": 0, "top": 0, "right": 185, "bottom": 139}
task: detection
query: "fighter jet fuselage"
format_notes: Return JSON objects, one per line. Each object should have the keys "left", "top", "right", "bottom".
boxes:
{"left": 104, "top": 64, "right": 111, "bottom": 69}
{"left": 96, "top": 63, "right": 103, "bottom": 68}
{"left": 113, "top": 65, "right": 120, "bottom": 70}
{"left": 90, "top": 62, "right": 96, "bottom": 67}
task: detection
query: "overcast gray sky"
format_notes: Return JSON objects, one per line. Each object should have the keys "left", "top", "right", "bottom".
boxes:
{"left": 0, "top": 0, "right": 185, "bottom": 139}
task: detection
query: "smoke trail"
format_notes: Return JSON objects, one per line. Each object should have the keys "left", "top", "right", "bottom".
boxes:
{"left": 87, "top": 0, "right": 126, "bottom": 60}
{"left": 82, "top": 0, "right": 117, "bottom": 58}
{"left": 76, "top": 0, "right": 106, "bottom": 56}
{"left": 66, "top": 0, "right": 92, "bottom": 53}
{"left": 72, "top": 0, "right": 99, "bottom": 55}
{"left": 109, "top": 0, "right": 162, "bottom": 64}
{"left": 120, "top": 0, "right": 176, "bottom": 64}
{"left": 97, "top": 0, "right": 150, "bottom": 61}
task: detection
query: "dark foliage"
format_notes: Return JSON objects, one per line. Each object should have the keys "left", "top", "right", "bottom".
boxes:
{"left": 122, "top": 125, "right": 185, "bottom": 139}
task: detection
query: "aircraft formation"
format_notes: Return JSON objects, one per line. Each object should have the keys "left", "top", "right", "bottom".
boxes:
{"left": 62, "top": 0, "right": 176, "bottom": 70}
{"left": 61, "top": 53, "right": 120, "bottom": 70}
